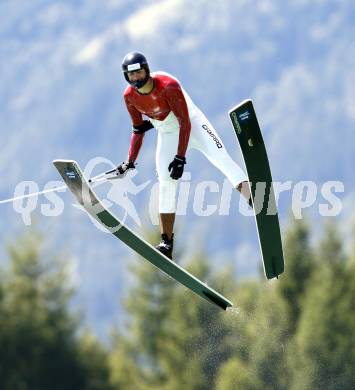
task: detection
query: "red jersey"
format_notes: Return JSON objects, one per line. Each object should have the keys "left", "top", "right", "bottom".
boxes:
{"left": 124, "top": 73, "right": 191, "bottom": 162}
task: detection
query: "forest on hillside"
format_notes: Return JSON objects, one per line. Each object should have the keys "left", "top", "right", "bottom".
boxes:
{"left": 0, "top": 218, "right": 354, "bottom": 390}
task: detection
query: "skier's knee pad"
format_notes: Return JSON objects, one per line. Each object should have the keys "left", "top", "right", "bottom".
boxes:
{"left": 159, "top": 179, "right": 178, "bottom": 213}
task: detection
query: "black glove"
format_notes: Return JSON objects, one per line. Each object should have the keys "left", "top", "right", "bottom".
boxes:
{"left": 168, "top": 155, "right": 186, "bottom": 180}
{"left": 116, "top": 161, "right": 135, "bottom": 175}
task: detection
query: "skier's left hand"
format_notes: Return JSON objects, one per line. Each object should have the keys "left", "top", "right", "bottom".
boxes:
{"left": 168, "top": 155, "right": 186, "bottom": 180}
{"left": 116, "top": 161, "right": 135, "bottom": 176}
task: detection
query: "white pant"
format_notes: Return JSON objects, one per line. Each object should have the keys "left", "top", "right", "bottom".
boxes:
{"left": 151, "top": 103, "right": 247, "bottom": 213}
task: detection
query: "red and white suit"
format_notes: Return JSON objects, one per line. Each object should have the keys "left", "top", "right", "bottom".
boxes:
{"left": 124, "top": 72, "right": 247, "bottom": 213}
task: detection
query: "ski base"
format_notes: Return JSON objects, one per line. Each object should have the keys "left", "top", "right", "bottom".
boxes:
{"left": 229, "top": 100, "right": 284, "bottom": 279}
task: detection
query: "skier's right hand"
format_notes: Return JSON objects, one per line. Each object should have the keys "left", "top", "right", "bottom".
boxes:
{"left": 115, "top": 161, "right": 135, "bottom": 176}
{"left": 168, "top": 155, "right": 186, "bottom": 180}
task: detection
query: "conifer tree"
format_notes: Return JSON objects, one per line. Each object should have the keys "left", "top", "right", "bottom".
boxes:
{"left": 215, "top": 280, "right": 261, "bottom": 390}
{"left": 215, "top": 356, "right": 257, "bottom": 390}
{"left": 0, "top": 230, "right": 112, "bottom": 390}
{"left": 290, "top": 221, "right": 355, "bottom": 389}
{"left": 78, "top": 331, "right": 114, "bottom": 390}
{"left": 246, "top": 284, "right": 290, "bottom": 389}
{"left": 116, "top": 230, "right": 177, "bottom": 388}
{"left": 277, "top": 217, "right": 314, "bottom": 332}
{"left": 114, "top": 242, "right": 237, "bottom": 389}
{"left": 156, "top": 256, "right": 235, "bottom": 389}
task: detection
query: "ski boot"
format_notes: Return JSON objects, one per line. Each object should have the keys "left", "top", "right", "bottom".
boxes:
{"left": 155, "top": 233, "right": 174, "bottom": 260}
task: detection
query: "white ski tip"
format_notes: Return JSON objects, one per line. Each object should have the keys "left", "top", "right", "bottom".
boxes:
{"left": 228, "top": 99, "right": 253, "bottom": 115}
{"left": 53, "top": 159, "right": 77, "bottom": 165}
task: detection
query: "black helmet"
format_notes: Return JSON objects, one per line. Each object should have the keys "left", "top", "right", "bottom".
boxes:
{"left": 122, "top": 51, "right": 150, "bottom": 89}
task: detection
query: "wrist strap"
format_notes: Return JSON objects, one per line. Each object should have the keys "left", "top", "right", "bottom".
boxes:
{"left": 175, "top": 155, "right": 186, "bottom": 163}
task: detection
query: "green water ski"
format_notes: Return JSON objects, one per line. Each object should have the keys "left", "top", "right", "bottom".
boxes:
{"left": 229, "top": 100, "right": 284, "bottom": 279}
{"left": 53, "top": 159, "right": 233, "bottom": 310}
